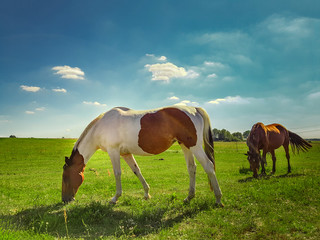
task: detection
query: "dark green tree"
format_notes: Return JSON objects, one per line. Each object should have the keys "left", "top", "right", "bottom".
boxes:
{"left": 232, "top": 132, "right": 243, "bottom": 141}
{"left": 243, "top": 130, "right": 250, "bottom": 139}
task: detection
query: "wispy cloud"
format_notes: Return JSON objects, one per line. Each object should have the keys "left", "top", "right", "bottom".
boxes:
{"left": 146, "top": 54, "right": 167, "bottom": 61}
{"left": 52, "top": 88, "right": 67, "bottom": 93}
{"left": 25, "top": 111, "right": 35, "bottom": 114}
{"left": 35, "top": 107, "right": 46, "bottom": 111}
{"left": 185, "top": 70, "right": 199, "bottom": 79}
{"left": 25, "top": 107, "right": 46, "bottom": 115}
{"left": 207, "top": 73, "right": 218, "bottom": 78}
{"left": 52, "top": 65, "right": 85, "bottom": 80}
{"left": 308, "top": 91, "right": 320, "bottom": 100}
{"left": 204, "top": 61, "right": 225, "bottom": 68}
{"left": 259, "top": 14, "right": 317, "bottom": 37}
{"left": 83, "top": 101, "right": 107, "bottom": 107}
{"left": 208, "top": 96, "right": 251, "bottom": 105}
{"left": 20, "top": 85, "right": 41, "bottom": 92}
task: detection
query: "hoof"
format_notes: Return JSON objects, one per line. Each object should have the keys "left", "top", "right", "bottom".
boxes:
{"left": 183, "top": 198, "right": 190, "bottom": 203}
{"left": 215, "top": 202, "right": 224, "bottom": 208}
{"left": 62, "top": 197, "right": 75, "bottom": 204}
{"left": 144, "top": 194, "right": 151, "bottom": 200}
{"left": 109, "top": 198, "right": 117, "bottom": 205}
{"left": 183, "top": 195, "right": 195, "bottom": 203}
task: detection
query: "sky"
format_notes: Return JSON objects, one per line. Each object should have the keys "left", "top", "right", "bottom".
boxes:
{"left": 0, "top": 0, "right": 320, "bottom": 138}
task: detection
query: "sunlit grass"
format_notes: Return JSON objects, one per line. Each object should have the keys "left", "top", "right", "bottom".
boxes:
{"left": 0, "top": 138, "right": 319, "bottom": 239}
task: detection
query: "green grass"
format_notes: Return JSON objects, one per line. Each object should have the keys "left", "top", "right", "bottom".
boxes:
{"left": 0, "top": 138, "right": 319, "bottom": 239}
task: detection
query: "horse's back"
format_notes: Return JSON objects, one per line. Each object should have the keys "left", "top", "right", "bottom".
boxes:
{"left": 265, "top": 124, "right": 289, "bottom": 150}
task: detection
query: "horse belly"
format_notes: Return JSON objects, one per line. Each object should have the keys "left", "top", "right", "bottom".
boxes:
{"left": 138, "top": 133, "right": 175, "bottom": 155}
{"left": 137, "top": 108, "right": 197, "bottom": 155}
{"left": 267, "top": 132, "right": 285, "bottom": 151}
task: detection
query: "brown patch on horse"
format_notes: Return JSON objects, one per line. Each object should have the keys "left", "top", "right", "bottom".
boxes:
{"left": 138, "top": 108, "right": 197, "bottom": 154}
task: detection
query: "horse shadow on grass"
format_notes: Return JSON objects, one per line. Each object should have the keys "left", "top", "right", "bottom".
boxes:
{"left": 0, "top": 196, "right": 218, "bottom": 239}
{"left": 238, "top": 171, "right": 306, "bottom": 183}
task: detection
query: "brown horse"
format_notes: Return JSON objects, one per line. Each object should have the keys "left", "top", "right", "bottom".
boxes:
{"left": 246, "top": 122, "right": 312, "bottom": 178}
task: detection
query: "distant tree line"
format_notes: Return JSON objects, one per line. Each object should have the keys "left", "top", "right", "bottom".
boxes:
{"left": 212, "top": 129, "right": 250, "bottom": 142}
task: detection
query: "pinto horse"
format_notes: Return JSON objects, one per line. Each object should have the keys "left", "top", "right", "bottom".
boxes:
{"left": 62, "top": 106, "right": 223, "bottom": 206}
{"left": 246, "top": 122, "right": 312, "bottom": 178}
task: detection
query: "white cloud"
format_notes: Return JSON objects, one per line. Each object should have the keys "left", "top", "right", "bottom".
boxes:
{"left": 145, "top": 62, "right": 187, "bottom": 82}
{"left": 208, "top": 96, "right": 250, "bottom": 105}
{"left": 52, "top": 88, "right": 67, "bottom": 93}
{"left": 25, "top": 107, "right": 46, "bottom": 115}
{"left": 35, "top": 107, "right": 46, "bottom": 111}
{"left": 20, "top": 85, "right": 41, "bottom": 92}
{"left": 83, "top": 101, "right": 107, "bottom": 107}
{"left": 174, "top": 100, "right": 199, "bottom": 106}
{"left": 25, "top": 111, "right": 35, "bottom": 114}
{"left": 207, "top": 73, "right": 217, "bottom": 78}
{"left": 168, "top": 96, "right": 180, "bottom": 100}
{"left": 52, "top": 65, "right": 85, "bottom": 80}
{"left": 158, "top": 56, "right": 167, "bottom": 61}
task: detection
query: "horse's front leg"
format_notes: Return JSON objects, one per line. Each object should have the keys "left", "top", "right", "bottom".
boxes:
{"left": 261, "top": 150, "right": 267, "bottom": 175}
{"left": 108, "top": 149, "right": 122, "bottom": 204}
{"left": 122, "top": 154, "right": 151, "bottom": 200}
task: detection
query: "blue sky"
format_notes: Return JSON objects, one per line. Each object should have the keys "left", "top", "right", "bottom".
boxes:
{"left": 1, "top": 0, "right": 319, "bottom": 138}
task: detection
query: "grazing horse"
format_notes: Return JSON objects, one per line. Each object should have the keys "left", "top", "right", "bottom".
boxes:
{"left": 62, "top": 105, "right": 223, "bottom": 206}
{"left": 246, "top": 122, "right": 312, "bottom": 178}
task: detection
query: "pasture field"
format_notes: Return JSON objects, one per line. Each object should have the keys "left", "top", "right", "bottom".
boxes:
{"left": 0, "top": 138, "right": 319, "bottom": 239}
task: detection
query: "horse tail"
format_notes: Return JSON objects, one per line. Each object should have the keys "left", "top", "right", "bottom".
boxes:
{"left": 288, "top": 131, "right": 312, "bottom": 154}
{"left": 196, "top": 107, "right": 215, "bottom": 167}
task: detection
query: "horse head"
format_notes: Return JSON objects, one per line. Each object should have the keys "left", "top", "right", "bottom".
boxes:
{"left": 245, "top": 149, "right": 261, "bottom": 178}
{"left": 62, "top": 149, "right": 86, "bottom": 203}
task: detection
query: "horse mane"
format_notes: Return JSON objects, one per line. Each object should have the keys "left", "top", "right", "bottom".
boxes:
{"left": 74, "top": 113, "right": 105, "bottom": 149}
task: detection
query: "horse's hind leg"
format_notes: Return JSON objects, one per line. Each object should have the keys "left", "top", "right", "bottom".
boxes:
{"left": 181, "top": 145, "right": 196, "bottom": 202}
{"left": 191, "top": 146, "right": 222, "bottom": 206}
{"left": 283, "top": 144, "right": 291, "bottom": 173}
{"left": 122, "top": 154, "right": 151, "bottom": 200}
